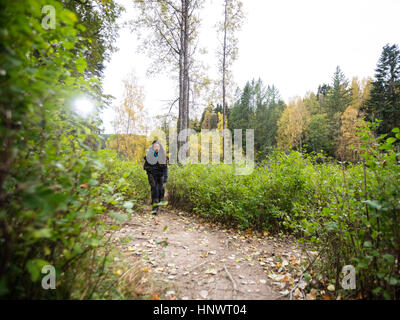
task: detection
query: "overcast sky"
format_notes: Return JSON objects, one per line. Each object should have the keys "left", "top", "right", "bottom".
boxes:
{"left": 101, "top": 0, "right": 400, "bottom": 134}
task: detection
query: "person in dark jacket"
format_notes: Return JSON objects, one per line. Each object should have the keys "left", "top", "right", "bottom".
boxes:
{"left": 143, "top": 140, "right": 168, "bottom": 214}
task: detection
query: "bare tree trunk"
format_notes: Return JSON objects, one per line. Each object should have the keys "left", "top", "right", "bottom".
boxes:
{"left": 133, "top": 0, "right": 204, "bottom": 162}
{"left": 222, "top": 0, "right": 228, "bottom": 161}
{"left": 179, "top": 0, "right": 190, "bottom": 159}
{"left": 178, "top": 3, "right": 185, "bottom": 137}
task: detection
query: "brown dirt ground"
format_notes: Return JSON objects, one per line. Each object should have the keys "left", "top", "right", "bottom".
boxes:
{"left": 108, "top": 203, "right": 310, "bottom": 300}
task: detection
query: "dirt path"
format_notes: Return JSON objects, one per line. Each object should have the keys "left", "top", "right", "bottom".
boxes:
{"left": 109, "top": 205, "right": 309, "bottom": 300}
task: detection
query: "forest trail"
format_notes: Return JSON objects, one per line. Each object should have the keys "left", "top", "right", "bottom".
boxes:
{"left": 107, "top": 204, "right": 310, "bottom": 300}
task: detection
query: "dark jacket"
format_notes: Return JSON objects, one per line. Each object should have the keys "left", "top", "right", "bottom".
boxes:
{"left": 143, "top": 150, "right": 168, "bottom": 181}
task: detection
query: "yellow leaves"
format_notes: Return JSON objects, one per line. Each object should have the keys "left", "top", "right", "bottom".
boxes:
{"left": 109, "top": 72, "right": 148, "bottom": 161}
{"left": 44, "top": 246, "right": 51, "bottom": 255}
{"left": 335, "top": 77, "right": 371, "bottom": 162}
{"left": 336, "top": 103, "right": 364, "bottom": 161}
{"left": 114, "top": 269, "right": 123, "bottom": 276}
{"left": 277, "top": 97, "right": 310, "bottom": 151}
{"left": 217, "top": 112, "right": 228, "bottom": 131}
{"left": 306, "top": 288, "right": 317, "bottom": 300}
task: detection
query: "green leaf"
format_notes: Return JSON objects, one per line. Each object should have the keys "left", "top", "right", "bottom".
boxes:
{"left": 161, "top": 241, "right": 168, "bottom": 248}
{"left": 73, "top": 244, "right": 83, "bottom": 255}
{"left": 0, "top": 276, "right": 9, "bottom": 296}
{"left": 364, "top": 200, "right": 382, "bottom": 211}
{"left": 109, "top": 211, "right": 128, "bottom": 222}
{"left": 324, "top": 221, "right": 338, "bottom": 232}
{"left": 388, "top": 277, "right": 398, "bottom": 286}
{"left": 90, "top": 239, "right": 100, "bottom": 247}
{"left": 363, "top": 241, "right": 372, "bottom": 248}
{"left": 76, "top": 57, "right": 87, "bottom": 73}
{"left": 88, "top": 179, "right": 99, "bottom": 186}
{"left": 383, "top": 291, "right": 391, "bottom": 300}
{"left": 386, "top": 137, "right": 396, "bottom": 144}
{"left": 383, "top": 254, "right": 395, "bottom": 265}
{"left": 26, "top": 259, "right": 49, "bottom": 282}
{"left": 372, "top": 287, "right": 382, "bottom": 295}
{"left": 32, "top": 228, "right": 52, "bottom": 239}
{"left": 123, "top": 201, "right": 134, "bottom": 210}
{"left": 63, "top": 41, "right": 75, "bottom": 50}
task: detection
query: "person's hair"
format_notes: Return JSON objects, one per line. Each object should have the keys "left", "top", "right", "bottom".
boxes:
{"left": 152, "top": 140, "right": 162, "bottom": 148}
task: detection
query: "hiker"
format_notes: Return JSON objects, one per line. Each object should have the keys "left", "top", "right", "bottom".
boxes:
{"left": 143, "top": 140, "right": 169, "bottom": 214}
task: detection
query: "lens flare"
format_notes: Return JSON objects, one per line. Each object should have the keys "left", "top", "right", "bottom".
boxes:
{"left": 73, "top": 97, "right": 95, "bottom": 117}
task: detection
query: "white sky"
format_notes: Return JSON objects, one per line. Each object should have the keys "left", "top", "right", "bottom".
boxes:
{"left": 101, "top": 0, "right": 400, "bottom": 134}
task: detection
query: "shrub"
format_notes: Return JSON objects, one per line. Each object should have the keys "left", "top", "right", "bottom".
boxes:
{"left": 167, "top": 122, "right": 400, "bottom": 299}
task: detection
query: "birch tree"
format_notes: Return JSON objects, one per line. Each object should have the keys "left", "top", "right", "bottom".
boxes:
{"left": 131, "top": 0, "right": 204, "bottom": 155}
{"left": 216, "top": 0, "right": 244, "bottom": 158}
{"left": 111, "top": 73, "right": 147, "bottom": 161}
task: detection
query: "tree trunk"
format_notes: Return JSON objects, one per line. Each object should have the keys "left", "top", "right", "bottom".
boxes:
{"left": 222, "top": 0, "right": 228, "bottom": 161}
{"left": 178, "top": 0, "right": 190, "bottom": 160}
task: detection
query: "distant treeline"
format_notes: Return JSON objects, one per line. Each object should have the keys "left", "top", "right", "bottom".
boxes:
{"left": 194, "top": 44, "right": 400, "bottom": 162}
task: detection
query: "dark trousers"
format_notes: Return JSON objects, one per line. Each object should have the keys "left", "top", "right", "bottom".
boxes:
{"left": 148, "top": 173, "right": 165, "bottom": 204}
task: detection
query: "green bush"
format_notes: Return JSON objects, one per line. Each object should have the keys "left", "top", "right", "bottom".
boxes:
{"left": 0, "top": 0, "right": 145, "bottom": 299}
{"left": 168, "top": 150, "right": 329, "bottom": 232}
{"left": 299, "top": 123, "right": 400, "bottom": 299}
{"left": 167, "top": 123, "right": 400, "bottom": 299}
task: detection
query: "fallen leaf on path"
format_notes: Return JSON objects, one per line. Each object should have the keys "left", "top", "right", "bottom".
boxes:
{"left": 205, "top": 268, "right": 218, "bottom": 275}
{"left": 298, "top": 280, "right": 308, "bottom": 290}
{"left": 150, "top": 293, "right": 160, "bottom": 300}
{"left": 293, "top": 288, "right": 301, "bottom": 299}
{"left": 268, "top": 274, "right": 284, "bottom": 281}
{"left": 327, "top": 284, "right": 335, "bottom": 292}
{"left": 165, "top": 290, "right": 175, "bottom": 297}
{"left": 306, "top": 289, "right": 317, "bottom": 300}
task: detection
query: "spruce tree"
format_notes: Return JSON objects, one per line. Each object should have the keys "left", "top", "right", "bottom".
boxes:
{"left": 363, "top": 44, "right": 400, "bottom": 135}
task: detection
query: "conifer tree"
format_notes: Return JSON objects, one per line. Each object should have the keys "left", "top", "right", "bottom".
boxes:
{"left": 363, "top": 44, "right": 400, "bottom": 135}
